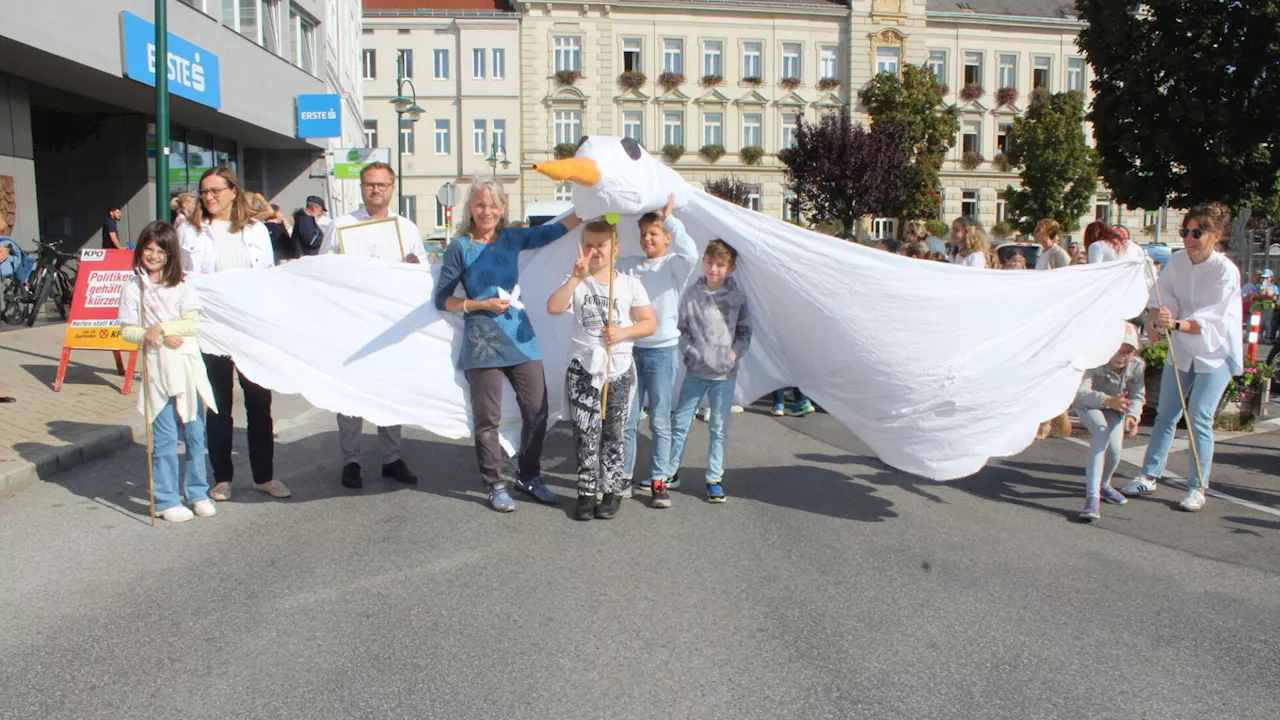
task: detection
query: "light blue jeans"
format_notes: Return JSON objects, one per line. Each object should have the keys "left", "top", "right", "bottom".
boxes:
{"left": 1141, "top": 362, "right": 1232, "bottom": 490}
{"left": 669, "top": 375, "right": 737, "bottom": 485}
{"left": 152, "top": 398, "right": 209, "bottom": 511}
{"left": 1074, "top": 407, "right": 1125, "bottom": 498}
{"left": 623, "top": 345, "right": 679, "bottom": 481}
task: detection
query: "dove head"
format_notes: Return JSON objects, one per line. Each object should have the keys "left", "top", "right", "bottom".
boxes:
{"left": 532, "top": 136, "right": 692, "bottom": 220}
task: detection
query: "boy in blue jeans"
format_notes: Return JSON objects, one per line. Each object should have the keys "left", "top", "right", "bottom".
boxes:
{"left": 664, "top": 240, "right": 751, "bottom": 507}
{"left": 618, "top": 194, "right": 698, "bottom": 498}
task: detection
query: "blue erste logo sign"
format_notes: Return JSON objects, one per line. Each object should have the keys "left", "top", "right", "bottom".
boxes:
{"left": 296, "top": 95, "right": 343, "bottom": 139}
{"left": 121, "top": 12, "right": 221, "bottom": 110}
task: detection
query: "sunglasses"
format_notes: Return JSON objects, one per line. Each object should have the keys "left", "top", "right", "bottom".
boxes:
{"left": 1179, "top": 227, "right": 1205, "bottom": 240}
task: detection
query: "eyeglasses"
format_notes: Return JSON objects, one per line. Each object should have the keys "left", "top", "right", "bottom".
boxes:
{"left": 199, "top": 186, "right": 232, "bottom": 198}
{"left": 361, "top": 182, "right": 393, "bottom": 190}
{"left": 1179, "top": 227, "right": 1204, "bottom": 239}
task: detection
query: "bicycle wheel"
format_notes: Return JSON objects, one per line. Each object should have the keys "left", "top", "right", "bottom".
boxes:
{"left": 54, "top": 272, "right": 71, "bottom": 319}
{"left": 25, "top": 270, "right": 53, "bottom": 326}
{"left": 1, "top": 275, "right": 32, "bottom": 325}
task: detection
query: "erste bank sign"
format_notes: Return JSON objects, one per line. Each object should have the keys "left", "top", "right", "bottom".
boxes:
{"left": 121, "top": 11, "right": 222, "bottom": 110}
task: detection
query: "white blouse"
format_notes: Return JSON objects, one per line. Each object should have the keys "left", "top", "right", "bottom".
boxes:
{"left": 1151, "top": 250, "right": 1243, "bottom": 374}
{"left": 117, "top": 275, "right": 218, "bottom": 423}
{"left": 952, "top": 252, "right": 986, "bottom": 268}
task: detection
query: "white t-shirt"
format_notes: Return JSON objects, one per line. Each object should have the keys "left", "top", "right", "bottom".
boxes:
{"left": 952, "top": 251, "right": 986, "bottom": 268}
{"left": 209, "top": 220, "right": 254, "bottom": 272}
{"left": 1088, "top": 239, "right": 1146, "bottom": 265}
{"left": 567, "top": 273, "right": 651, "bottom": 381}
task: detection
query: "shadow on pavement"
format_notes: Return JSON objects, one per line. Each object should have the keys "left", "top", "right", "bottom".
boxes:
{"left": 1222, "top": 515, "right": 1280, "bottom": 532}
{"left": 793, "top": 452, "right": 947, "bottom": 504}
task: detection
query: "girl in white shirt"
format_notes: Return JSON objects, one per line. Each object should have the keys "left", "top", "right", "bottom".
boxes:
{"left": 949, "top": 217, "right": 990, "bottom": 268}
{"left": 118, "top": 221, "right": 218, "bottom": 523}
{"left": 547, "top": 220, "right": 657, "bottom": 521}
{"left": 1085, "top": 221, "right": 1147, "bottom": 265}
{"left": 1121, "top": 204, "right": 1243, "bottom": 512}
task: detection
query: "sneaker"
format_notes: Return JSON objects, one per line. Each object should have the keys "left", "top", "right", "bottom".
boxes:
{"left": 341, "top": 462, "right": 363, "bottom": 489}
{"left": 192, "top": 499, "right": 217, "bottom": 518}
{"left": 1120, "top": 475, "right": 1158, "bottom": 497}
{"left": 1178, "top": 488, "right": 1206, "bottom": 512}
{"left": 513, "top": 475, "right": 559, "bottom": 505}
{"left": 1100, "top": 485, "right": 1129, "bottom": 505}
{"left": 789, "top": 400, "right": 815, "bottom": 417}
{"left": 651, "top": 480, "right": 672, "bottom": 509}
{"left": 157, "top": 505, "right": 195, "bottom": 523}
{"left": 619, "top": 480, "right": 633, "bottom": 499}
{"left": 696, "top": 408, "right": 710, "bottom": 422}
{"left": 731, "top": 405, "right": 744, "bottom": 414}
{"left": 382, "top": 459, "right": 418, "bottom": 485}
{"left": 595, "top": 493, "right": 622, "bottom": 519}
{"left": 667, "top": 472, "right": 681, "bottom": 490}
{"left": 253, "top": 480, "right": 292, "bottom": 499}
{"left": 488, "top": 483, "right": 517, "bottom": 513}
{"left": 706, "top": 483, "right": 726, "bottom": 503}
{"left": 1079, "top": 495, "right": 1101, "bottom": 522}
{"left": 209, "top": 482, "right": 232, "bottom": 502}
{"left": 573, "top": 494, "right": 596, "bottom": 521}
{"left": 636, "top": 477, "right": 655, "bottom": 492}
{"left": 771, "top": 403, "right": 785, "bottom": 417}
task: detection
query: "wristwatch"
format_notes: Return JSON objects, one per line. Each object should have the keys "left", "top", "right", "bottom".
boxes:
{"left": 1173, "top": 320, "right": 1183, "bottom": 332}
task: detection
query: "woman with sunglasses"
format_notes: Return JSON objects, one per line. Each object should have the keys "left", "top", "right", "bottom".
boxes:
{"left": 179, "top": 167, "right": 290, "bottom": 503}
{"left": 1121, "top": 204, "right": 1242, "bottom": 512}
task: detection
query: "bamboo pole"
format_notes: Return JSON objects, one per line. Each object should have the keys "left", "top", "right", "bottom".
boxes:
{"left": 600, "top": 236, "right": 617, "bottom": 420}
{"left": 139, "top": 275, "right": 155, "bottom": 526}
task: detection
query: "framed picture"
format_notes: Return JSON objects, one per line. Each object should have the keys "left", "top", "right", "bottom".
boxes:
{"left": 337, "top": 217, "right": 405, "bottom": 261}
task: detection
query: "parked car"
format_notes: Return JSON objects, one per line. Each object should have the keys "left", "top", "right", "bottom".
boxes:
{"left": 993, "top": 241, "right": 1040, "bottom": 267}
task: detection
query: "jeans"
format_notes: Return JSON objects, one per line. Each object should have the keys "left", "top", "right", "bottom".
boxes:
{"left": 773, "top": 387, "right": 809, "bottom": 406}
{"left": 669, "top": 375, "right": 737, "bottom": 484}
{"left": 152, "top": 398, "right": 209, "bottom": 511}
{"left": 623, "top": 345, "right": 678, "bottom": 481}
{"left": 1141, "top": 362, "right": 1232, "bottom": 490}
{"left": 1075, "top": 407, "right": 1125, "bottom": 498}
{"left": 464, "top": 360, "right": 548, "bottom": 488}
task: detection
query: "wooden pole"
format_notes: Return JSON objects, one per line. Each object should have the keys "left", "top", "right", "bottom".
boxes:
{"left": 138, "top": 275, "right": 155, "bottom": 526}
{"left": 1143, "top": 259, "right": 1207, "bottom": 488}
{"left": 600, "top": 236, "right": 616, "bottom": 420}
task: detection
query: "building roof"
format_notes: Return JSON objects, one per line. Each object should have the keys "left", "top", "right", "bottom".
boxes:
{"left": 362, "top": 0, "right": 513, "bottom": 11}
{"left": 926, "top": 0, "right": 1076, "bottom": 19}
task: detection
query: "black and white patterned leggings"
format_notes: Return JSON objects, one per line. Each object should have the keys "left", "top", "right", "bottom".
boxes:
{"left": 566, "top": 358, "right": 635, "bottom": 497}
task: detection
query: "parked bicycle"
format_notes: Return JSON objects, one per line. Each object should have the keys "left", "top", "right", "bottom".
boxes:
{"left": 0, "top": 239, "right": 77, "bottom": 326}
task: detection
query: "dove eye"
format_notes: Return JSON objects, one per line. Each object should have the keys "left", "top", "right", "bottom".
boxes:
{"left": 620, "top": 137, "right": 643, "bottom": 161}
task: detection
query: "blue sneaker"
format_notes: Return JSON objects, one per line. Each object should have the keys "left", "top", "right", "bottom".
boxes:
{"left": 514, "top": 475, "right": 558, "bottom": 505}
{"left": 706, "top": 483, "right": 726, "bottom": 503}
{"left": 1079, "top": 495, "right": 1100, "bottom": 522}
{"left": 771, "top": 403, "right": 785, "bottom": 416}
{"left": 1100, "top": 485, "right": 1128, "bottom": 505}
{"left": 488, "top": 483, "right": 517, "bottom": 513}
{"left": 789, "top": 400, "right": 815, "bottom": 417}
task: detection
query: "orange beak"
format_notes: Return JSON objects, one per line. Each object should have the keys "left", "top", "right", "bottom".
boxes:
{"left": 531, "top": 157, "right": 601, "bottom": 187}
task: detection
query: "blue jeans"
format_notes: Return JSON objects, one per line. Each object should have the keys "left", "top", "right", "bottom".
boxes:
{"left": 773, "top": 387, "right": 809, "bottom": 406}
{"left": 1075, "top": 407, "right": 1125, "bottom": 498}
{"left": 623, "top": 345, "right": 678, "bottom": 481}
{"left": 669, "top": 375, "right": 737, "bottom": 484}
{"left": 152, "top": 399, "right": 209, "bottom": 511}
{"left": 1141, "top": 362, "right": 1232, "bottom": 490}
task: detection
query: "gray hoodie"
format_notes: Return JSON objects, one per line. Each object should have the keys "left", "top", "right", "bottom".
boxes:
{"left": 1075, "top": 355, "right": 1146, "bottom": 421}
{"left": 677, "top": 275, "right": 752, "bottom": 380}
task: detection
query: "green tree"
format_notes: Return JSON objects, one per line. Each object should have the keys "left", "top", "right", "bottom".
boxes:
{"left": 1076, "top": 0, "right": 1280, "bottom": 216}
{"left": 858, "top": 65, "right": 959, "bottom": 220}
{"left": 1002, "top": 91, "right": 1098, "bottom": 233}
{"left": 703, "top": 176, "right": 753, "bottom": 207}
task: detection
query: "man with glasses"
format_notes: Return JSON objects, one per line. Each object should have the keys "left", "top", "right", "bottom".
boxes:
{"left": 319, "top": 162, "right": 427, "bottom": 489}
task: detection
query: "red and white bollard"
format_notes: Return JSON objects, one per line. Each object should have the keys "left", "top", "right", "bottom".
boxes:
{"left": 1247, "top": 311, "right": 1261, "bottom": 363}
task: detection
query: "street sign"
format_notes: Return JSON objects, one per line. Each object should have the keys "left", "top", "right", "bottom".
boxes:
{"left": 436, "top": 182, "right": 459, "bottom": 208}
{"left": 334, "top": 147, "right": 391, "bottom": 180}
{"left": 120, "top": 11, "right": 221, "bottom": 110}
{"left": 296, "top": 94, "right": 342, "bottom": 139}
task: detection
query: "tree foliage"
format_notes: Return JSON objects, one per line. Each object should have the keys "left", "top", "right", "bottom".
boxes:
{"left": 704, "top": 176, "right": 754, "bottom": 208}
{"left": 1076, "top": 0, "right": 1280, "bottom": 216}
{"left": 778, "top": 113, "right": 910, "bottom": 234}
{"left": 1002, "top": 91, "right": 1098, "bottom": 233}
{"left": 859, "top": 65, "right": 959, "bottom": 219}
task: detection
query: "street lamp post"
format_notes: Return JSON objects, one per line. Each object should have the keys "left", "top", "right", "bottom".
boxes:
{"left": 389, "top": 76, "right": 424, "bottom": 216}
{"left": 485, "top": 142, "right": 511, "bottom": 175}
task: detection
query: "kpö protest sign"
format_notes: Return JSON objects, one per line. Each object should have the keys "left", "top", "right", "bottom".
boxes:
{"left": 54, "top": 249, "right": 138, "bottom": 393}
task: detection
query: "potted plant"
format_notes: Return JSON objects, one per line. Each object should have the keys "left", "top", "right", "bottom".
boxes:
{"left": 555, "top": 69, "right": 581, "bottom": 87}
{"left": 661, "top": 144, "right": 685, "bottom": 163}
{"left": 700, "top": 74, "right": 723, "bottom": 88}
{"left": 780, "top": 77, "right": 801, "bottom": 90}
{"left": 553, "top": 143, "right": 578, "bottom": 160}
{"left": 740, "top": 145, "right": 764, "bottom": 166}
{"left": 743, "top": 76, "right": 763, "bottom": 86}
{"left": 961, "top": 151, "right": 984, "bottom": 170}
{"left": 960, "top": 83, "right": 984, "bottom": 101}
{"left": 1216, "top": 362, "right": 1275, "bottom": 430}
{"left": 657, "top": 72, "right": 685, "bottom": 91}
{"left": 992, "top": 153, "right": 1012, "bottom": 172}
{"left": 1140, "top": 340, "right": 1167, "bottom": 413}
{"left": 1030, "top": 87, "right": 1052, "bottom": 105}
{"left": 817, "top": 77, "right": 840, "bottom": 92}
{"left": 995, "top": 87, "right": 1018, "bottom": 106}
{"left": 698, "top": 144, "right": 725, "bottom": 163}
{"left": 618, "top": 71, "right": 647, "bottom": 90}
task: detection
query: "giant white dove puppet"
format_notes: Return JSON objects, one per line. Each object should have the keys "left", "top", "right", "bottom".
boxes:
{"left": 192, "top": 136, "right": 1150, "bottom": 481}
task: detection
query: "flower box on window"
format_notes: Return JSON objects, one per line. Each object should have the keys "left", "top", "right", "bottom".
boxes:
{"left": 780, "top": 77, "right": 801, "bottom": 90}
{"left": 1030, "top": 87, "right": 1052, "bottom": 105}
{"left": 698, "top": 144, "right": 725, "bottom": 163}
{"left": 555, "top": 69, "right": 581, "bottom": 87}
{"left": 700, "top": 74, "right": 723, "bottom": 88}
{"left": 742, "top": 76, "right": 762, "bottom": 86}
{"left": 937, "top": 82, "right": 949, "bottom": 96}
{"left": 618, "top": 71, "right": 647, "bottom": 90}
{"left": 992, "top": 153, "right": 1013, "bottom": 172}
{"left": 658, "top": 72, "right": 686, "bottom": 91}
{"left": 961, "top": 151, "right": 984, "bottom": 170}
{"left": 661, "top": 144, "right": 685, "bottom": 163}
{"left": 553, "top": 143, "right": 578, "bottom": 160}
{"left": 960, "top": 83, "right": 984, "bottom": 101}
{"left": 995, "top": 87, "right": 1018, "bottom": 106}
{"left": 817, "top": 78, "right": 840, "bottom": 92}
{"left": 740, "top": 145, "right": 764, "bottom": 166}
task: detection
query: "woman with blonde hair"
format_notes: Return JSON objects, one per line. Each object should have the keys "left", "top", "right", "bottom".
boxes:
{"left": 169, "top": 192, "right": 196, "bottom": 230}
{"left": 433, "top": 177, "right": 582, "bottom": 512}
{"left": 179, "top": 167, "right": 287, "bottom": 502}
{"left": 949, "top": 217, "right": 990, "bottom": 268}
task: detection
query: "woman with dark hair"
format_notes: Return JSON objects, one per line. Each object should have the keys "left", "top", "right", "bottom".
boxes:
{"left": 1084, "top": 221, "right": 1145, "bottom": 265}
{"left": 118, "top": 221, "right": 218, "bottom": 523}
{"left": 1121, "top": 204, "right": 1243, "bottom": 512}
{"left": 433, "top": 176, "right": 582, "bottom": 512}
{"left": 179, "top": 167, "right": 287, "bottom": 502}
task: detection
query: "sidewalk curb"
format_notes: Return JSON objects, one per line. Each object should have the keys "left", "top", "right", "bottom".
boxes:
{"left": 1, "top": 417, "right": 149, "bottom": 496}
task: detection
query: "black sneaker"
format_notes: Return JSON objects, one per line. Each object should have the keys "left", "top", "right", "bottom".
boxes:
{"left": 667, "top": 471, "right": 681, "bottom": 490}
{"left": 651, "top": 480, "right": 672, "bottom": 509}
{"left": 595, "top": 493, "right": 622, "bottom": 519}
{"left": 341, "top": 462, "right": 362, "bottom": 489}
{"left": 573, "top": 495, "right": 596, "bottom": 521}
{"left": 381, "top": 458, "right": 419, "bottom": 485}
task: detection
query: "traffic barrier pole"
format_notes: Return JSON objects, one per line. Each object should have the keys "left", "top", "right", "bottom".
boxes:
{"left": 1247, "top": 311, "right": 1260, "bottom": 363}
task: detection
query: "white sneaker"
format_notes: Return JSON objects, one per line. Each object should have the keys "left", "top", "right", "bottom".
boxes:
{"left": 619, "top": 481, "right": 633, "bottom": 499}
{"left": 1178, "top": 489, "right": 1206, "bottom": 512}
{"left": 209, "top": 482, "right": 232, "bottom": 502}
{"left": 1120, "top": 476, "right": 1158, "bottom": 497}
{"left": 192, "top": 499, "right": 217, "bottom": 518}
{"left": 731, "top": 405, "right": 744, "bottom": 413}
{"left": 253, "top": 480, "right": 292, "bottom": 499}
{"left": 696, "top": 408, "right": 710, "bottom": 422}
{"left": 157, "top": 505, "right": 194, "bottom": 523}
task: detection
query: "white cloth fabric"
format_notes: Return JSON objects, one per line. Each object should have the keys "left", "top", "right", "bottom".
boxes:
{"left": 117, "top": 276, "right": 217, "bottom": 424}
{"left": 190, "top": 136, "right": 1152, "bottom": 480}
{"left": 1150, "top": 250, "right": 1243, "bottom": 375}
{"left": 179, "top": 219, "right": 273, "bottom": 275}
{"left": 617, "top": 216, "right": 698, "bottom": 349}
{"left": 565, "top": 272, "right": 650, "bottom": 387}
{"left": 319, "top": 207, "right": 427, "bottom": 261}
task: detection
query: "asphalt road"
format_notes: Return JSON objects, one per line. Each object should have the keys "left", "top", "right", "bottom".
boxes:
{"left": 1, "top": 401, "right": 1277, "bottom": 720}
